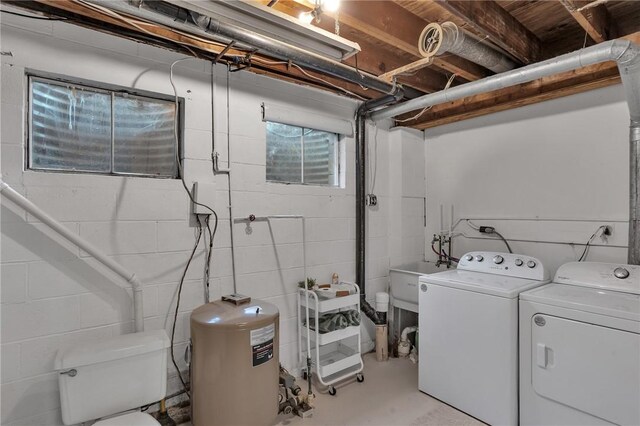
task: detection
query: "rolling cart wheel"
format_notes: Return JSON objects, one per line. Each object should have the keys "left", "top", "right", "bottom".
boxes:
{"left": 356, "top": 373, "right": 364, "bottom": 383}
{"left": 328, "top": 386, "right": 337, "bottom": 396}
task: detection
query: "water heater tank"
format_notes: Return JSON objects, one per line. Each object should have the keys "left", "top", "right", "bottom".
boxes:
{"left": 190, "top": 298, "right": 279, "bottom": 426}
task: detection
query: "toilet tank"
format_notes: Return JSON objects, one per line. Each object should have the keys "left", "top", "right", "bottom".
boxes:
{"left": 55, "top": 330, "right": 170, "bottom": 425}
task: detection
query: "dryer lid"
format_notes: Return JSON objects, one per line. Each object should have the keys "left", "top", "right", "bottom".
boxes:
{"left": 520, "top": 283, "right": 640, "bottom": 323}
{"left": 554, "top": 262, "right": 640, "bottom": 295}
{"left": 420, "top": 269, "right": 548, "bottom": 298}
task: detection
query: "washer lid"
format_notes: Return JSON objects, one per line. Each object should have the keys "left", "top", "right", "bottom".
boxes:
{"left": 521, "top": 283, "right": 640, "bottom": 323}
{"left": 554, "top": 262, "right": 640, "bottom": 295}
{"left": 420, "top": 269, "right": 548, "bottom": 298}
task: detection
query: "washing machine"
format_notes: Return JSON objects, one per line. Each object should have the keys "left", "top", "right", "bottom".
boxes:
{"left": 519, "top": 261, "right": 640, "bottom": 426}
{"left": 419, "top": 251, "right": 549, "bottom": 426}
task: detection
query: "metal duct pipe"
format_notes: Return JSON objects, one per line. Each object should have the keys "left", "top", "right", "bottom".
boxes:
{"left": 88, "top": 0, "right": 396, "bottom": 95}
{"left": 372, "top": 40, "right": 640, "bottom": 121}
{"left": 356, "top": 88, "right": 404, "bottom": 325}
{"left": 372, "top": 39, "right": 640, "bottom": 265}
{"left": 419, "top": 22, "right": 515, "bottom": 73}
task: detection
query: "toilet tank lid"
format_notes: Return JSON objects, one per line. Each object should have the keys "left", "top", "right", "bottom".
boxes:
{"left": 54, "top": 330, "right": 170, "bottom": 370}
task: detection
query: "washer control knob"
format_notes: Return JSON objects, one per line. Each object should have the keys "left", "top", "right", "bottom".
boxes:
{"left": 515, "top": 258, "right": 524, "bottom": 267}
{"left": 614, "top": 267, "right": 630, "bottom": 279}
{"left": 465, "top": 255, "right": 474, "bottom": 261}
{"left": 475, "top": 255, "right": 484, "bottom": 262}
{"left": 493, "top": 255, "right": 504, "bottom": 265}
{"left": 527, "top": 260, "right": 537, "bottom": 268}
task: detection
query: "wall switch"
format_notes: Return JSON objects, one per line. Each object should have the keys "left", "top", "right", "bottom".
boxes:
{"left": 192, "top": 182, "right": 216, "bottom": 214}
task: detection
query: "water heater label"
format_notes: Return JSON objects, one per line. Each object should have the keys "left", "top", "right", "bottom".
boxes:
{"left": 251, "top": 324, "right": 275, "bottom": 367}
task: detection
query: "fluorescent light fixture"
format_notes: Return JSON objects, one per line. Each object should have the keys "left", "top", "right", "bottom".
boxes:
{"left": 164, "top": 0, "right": 360, "bottom": 60}
{"left": 298, "top": 11, "right": 314, "bottom": 25}
{"left": 322, "top": 0, "right": 340, "bottom": 13}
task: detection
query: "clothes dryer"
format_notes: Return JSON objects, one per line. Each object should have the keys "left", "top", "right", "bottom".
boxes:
{"left": 519, "top": 262, "right": 640, "bottom": 425}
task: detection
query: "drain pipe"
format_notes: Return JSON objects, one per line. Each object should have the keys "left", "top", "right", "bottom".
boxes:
{"left": 88, "top": 0, "right": 396, "bottom": 95}
{"left": 371, "top": 40, "right": 640, "bottom": 264}
{"left": 356, "top": 87, "right": 404, "bottom": 324}
{"left": 0, "top": 180, "right": 145, "bottom": 331}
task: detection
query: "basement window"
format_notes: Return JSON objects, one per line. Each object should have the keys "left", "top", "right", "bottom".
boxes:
{"left": 27, "top": 74, "right": 182, "bottom": 178}
{"left": 266, "top": 122, "right": 340, "bottom": 186}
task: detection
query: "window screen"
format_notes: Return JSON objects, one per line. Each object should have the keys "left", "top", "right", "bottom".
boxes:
{"left": 28, "top": 76, "right": 179, "bottom": 178}
{"left": 266, "top": 122, "right": 339, "bottom": 186}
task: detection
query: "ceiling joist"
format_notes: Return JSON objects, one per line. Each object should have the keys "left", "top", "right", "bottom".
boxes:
{"left": 560, "top": 0, "right": 616, "bottom": 43}
{"left": 321, "top": 1, "right": 492, "bottom": 81}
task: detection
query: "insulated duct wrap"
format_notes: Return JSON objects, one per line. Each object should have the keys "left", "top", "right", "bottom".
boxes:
{"left": 419, "top": 22, "right": 515, "bottom": 74}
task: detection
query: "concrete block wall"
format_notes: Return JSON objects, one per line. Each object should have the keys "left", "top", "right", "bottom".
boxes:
{"left": 424, "top": 84, "right": 630, "bottom": 274}
{"left": 0, "top": 13, "right": 425, "bottom": 425}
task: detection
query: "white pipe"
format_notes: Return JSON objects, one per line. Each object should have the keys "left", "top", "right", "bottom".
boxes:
{"left": 400, "top": 326, "right": 417, "bottom": 342}
{"left": 233, "top": 214, "right": 311, "bottom": 374}
{"left": 371, "top": 40, "right": 640, "bottom": 121}
{"left": 0, "top": 180, "right": 144, "bottom": 332}
{"left": 263, "top": 215, "right": 311, "bottom": 391}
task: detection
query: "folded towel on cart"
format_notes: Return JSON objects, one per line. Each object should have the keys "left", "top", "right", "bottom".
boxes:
{"left": 304, "top": 310, "right": 361, "bottom": 334}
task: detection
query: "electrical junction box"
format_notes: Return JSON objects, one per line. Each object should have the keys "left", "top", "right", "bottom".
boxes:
{"left": 192, "top": 182, "right": 216, "bottom": 214}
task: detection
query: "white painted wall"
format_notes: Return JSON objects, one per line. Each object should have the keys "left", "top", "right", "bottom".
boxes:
{"left": 0, "top": 13, "right": 424, "bottom": 426}
{"left": 425, "top": 84, "right": 630, "bottom": 274}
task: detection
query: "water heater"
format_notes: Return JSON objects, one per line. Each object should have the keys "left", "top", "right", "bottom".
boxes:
{"left": 190, "top": 297, "right": 280, "bottom": 425}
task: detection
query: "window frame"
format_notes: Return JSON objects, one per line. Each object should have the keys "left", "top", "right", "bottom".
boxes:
{"left": 26, "top": 70, "right": 185, "bottom": 179}
{"left": 265, "top": 121, "right": 342, "bottom": 187}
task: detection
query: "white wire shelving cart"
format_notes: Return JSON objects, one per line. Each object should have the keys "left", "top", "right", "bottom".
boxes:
{"left": 297, "top": 281, "right": 364, "bottom": 396}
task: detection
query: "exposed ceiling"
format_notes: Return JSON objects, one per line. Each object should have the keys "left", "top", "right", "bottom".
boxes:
{"left": 7, "top": 0, "right": 640, "bottom": 129}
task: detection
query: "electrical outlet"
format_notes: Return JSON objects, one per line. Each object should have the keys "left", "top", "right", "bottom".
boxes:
{"left": 599, "top": 224, "right": 613, "bottom": 243}
{"left": 366, "top": 194, "right": 377, "bottom": 206}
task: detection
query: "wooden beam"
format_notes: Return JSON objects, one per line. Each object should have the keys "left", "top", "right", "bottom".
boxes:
{"left": 433, "top": 0, "right": 544, "bottom": 64}
{"left": 322, "top": 1, "right": 491, "bottom": 81}
{"left": 402, "top": 32, "right": 640, "bottom": 130}
{"left": 560, "top": 0, "right": 615, "bottom": 43}
{"left": 341, "top": 37, "right": 446, "bottom": 93}
{"left": 379, "top": 57, "right": 434, "bottom": 82}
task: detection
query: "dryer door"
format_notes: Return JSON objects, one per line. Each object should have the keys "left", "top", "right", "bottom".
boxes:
{"left": 531, "top": 314, "right": 640, "bottom": 425}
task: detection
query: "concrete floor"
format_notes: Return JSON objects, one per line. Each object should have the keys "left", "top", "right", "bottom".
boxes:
{"left": 274, "top": 354, "right": 484, "bottom": 426}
